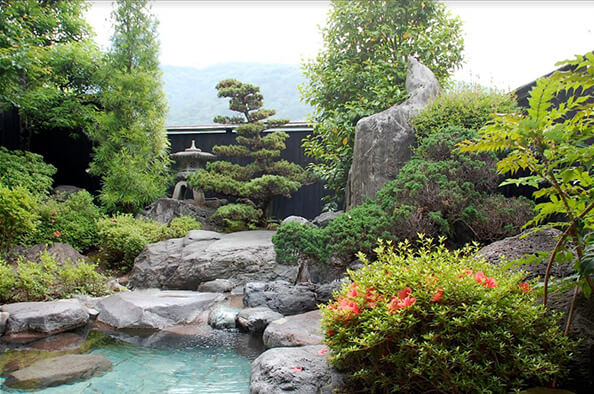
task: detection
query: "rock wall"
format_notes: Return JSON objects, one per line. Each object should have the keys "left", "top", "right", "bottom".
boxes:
{"left": 346, "top": 56, "right": 440, "bottom": 209}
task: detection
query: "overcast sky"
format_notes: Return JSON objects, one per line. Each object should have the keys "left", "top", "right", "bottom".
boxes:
{"left": 86, "top": 0, "right": 594, "bottom": 91}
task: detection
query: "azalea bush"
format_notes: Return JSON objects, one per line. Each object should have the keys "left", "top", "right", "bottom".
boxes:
{"left": 321, "top": 238, "right": 575, "bottom": 393}
{"left": 0, "top": 184, "right": 39, "bottom": 250}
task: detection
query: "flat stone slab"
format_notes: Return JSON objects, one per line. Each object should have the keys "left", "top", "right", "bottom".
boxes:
{"left": 3, "top": 354, "right": 111, "bottom": 390}
{"left": 96, "top": 289, "right": 224, "bottom": 329}
{"left": 237, "top": 307, "right": 283, "bottom": 334}
{"left": 250, "top": 345, "right": 345, "bottom": 394}
{"left": 129, "top": 230, "right": 297, "bottom": 290}
{"left": 0, "top": 299, "right": 89, "bottom": 336}
{"left": 263, "top": 310, "right": 323, "bottom": 348}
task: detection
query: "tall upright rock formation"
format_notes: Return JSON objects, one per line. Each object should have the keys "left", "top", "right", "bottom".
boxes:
{"left": 346, "top": 57, "right": 440, "bottom": 209}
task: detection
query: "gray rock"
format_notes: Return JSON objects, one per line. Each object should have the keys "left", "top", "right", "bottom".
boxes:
{"left": 237, "top": 307, "right": 284, "bottom": 334}
{"left": 311, "top": 211, "right": 343, "bottom": 228}
{"left": 208, "top": 304, "right": 240, "bottom": 329}
{"left": 198, "top": 278, "right": 236, "bottom": 293}
{"left": 7, "top": 242, "right": 87, "bottom": 265}
{"left": 0, "top": 311, "right": 9, "bottom": 336}
{"left": 263, "top": 310, "right": 323, "bottom": 348}
{"left": 243, "top": 281, "right": 318, "bottom": 315}
{"left": 3, "top": 354, "right": 111, "bottom": 390}
{"left": 129, "top": 230, "right": 297, "bottom": 290}
{"left": 281, "top": 216, "right": 311, "bottom": 226}
{"left": 96, "top": 289, "right": 223, "bottom": 329}
{"left": 52, "top": 185, "right": 83, "bottom": 201}
{"left": 0, "top": 300, "right": 89, "bottom": 336}
{"left": 137, "top": 197, "right": 216, "bottom": 229}
{"left": 315, "top": 280, "right": 344, "bottom": 304}
{"left": 250, "top": 345, "right": 345, "bottom": 394}
{"left": 346, "top": 57, "right": 440, "bottom": 209}
{"left": 478, "top": 228, "right": 573, "bottom": 279}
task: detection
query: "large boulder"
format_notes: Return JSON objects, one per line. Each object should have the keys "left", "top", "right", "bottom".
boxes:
{"left": 311, "top": 211, "right": 342, "bottom": 228}
{"left": 250, "top": 345, "right": 345, "bottom": 394}
{"left": 137, "top": 197, "right": 216, "bottom": 229}
{"left": 346, "top": 56, "right": 440, "bottom": 209}
{"left": 0, "top": 300, "right": 89, "bottom": 337}
{"left": 243, "top": 281, "right": 318, "bottom": 315}
{"left": 478, "top": 228, "right": 573, "bottom": 279}
{"left": 281, "top": 216, "right": 311, "bottom": 226}
{"left": 208, "top": 304, "right": 240, "bottom": 329}
{"left": 7, "top": 243, "right": 87, "bottom": 265}
{"left": 129, "top": 230, "right": 297, "bottom": 290}
{"left": 0, "top": 311, "right": 8, "bottom": 336}
{"left": 96, "top": 289, "right": 223, "bottom": 329}
{"left": 237, "top": 307, "right": 284, "bottom": 334}
{"left": 263, "top": 310, "right": 323, "bottom": 348}
{"left": 3, "top": 354, "right": 111, "bottom": 390}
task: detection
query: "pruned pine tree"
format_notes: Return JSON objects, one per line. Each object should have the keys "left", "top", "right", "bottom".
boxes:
{"left": 189, "top": 79, "right": 313, "bottom": 230}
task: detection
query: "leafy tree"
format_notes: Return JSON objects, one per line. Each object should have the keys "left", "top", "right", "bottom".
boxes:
{"left": 301, "top": 0, "right": 464, "bottom": 208}
{"left": 459, "top": 53, "right": 594, "bottom": 335}
{"left": 0, "top": 0, "right": 101, "bottom": 149}
{"left": 189, "top": 79, "right": 313, "bottom": 227}
{"left": 89, "top": 0, "right": 170, "bottom": 214}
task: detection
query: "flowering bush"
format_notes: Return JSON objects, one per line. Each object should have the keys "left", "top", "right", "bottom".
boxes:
{"left": 321, "top": 238, "right": 575, "bottom": 393}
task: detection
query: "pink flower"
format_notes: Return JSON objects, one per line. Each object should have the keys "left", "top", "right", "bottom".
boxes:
{"left": 291, "top": 366, "right": 303, "bottom": 372}
{"left": 346, "top": 282, "right": 359, "bottom": 298}
{"left": 431, "top": 288, "right": 443, "bottom": 303}
{"left": 397, "top": 287, "right": 412, "bottom": 299}
{"left": 484, "top": 277, "right": 498, "bottom": 288}
{"left": 474, "top": 271, "right": 487, "bottom": 284}
{"left": 398, "top": 295, "right": 416, "bottom": 308}
{"left": 387, "top": 294, "right": 416, "bottom": 313}
{"left": 318, "top": 348, "right": 328, "bottom": 355}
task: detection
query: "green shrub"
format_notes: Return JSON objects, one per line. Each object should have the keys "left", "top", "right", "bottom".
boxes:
{"left": 412, "top": 85, "right": 517, "bottom": 140}
{"left": 165, "top": 215, "right": 202, "bottom": 238}
{"left": 0, "top": 184, "right": 39, "bottom": 250}
{"left": 0, "top": 252, "right": 107, "bottom": 303}
{"left": 322, "top": 238, "right": 575, "bottom": 393}
{"left": 272, "top": 221, "right": 330, "bottom": 265}
{"left": 96, "top": 214, "right": 200, "bottom": 270}
{"left": 0, "top": 147, "right": 56, "bottom": 195}
{"left": 211, "top": 203, "right": 263, "bottom": 232}
{"left": 29, "top": 190, "right": 101, "bottom": 252}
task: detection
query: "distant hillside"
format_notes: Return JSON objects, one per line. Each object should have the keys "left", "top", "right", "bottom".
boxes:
{"left": 161, "top": 63, "right": 312, "bottom": 126}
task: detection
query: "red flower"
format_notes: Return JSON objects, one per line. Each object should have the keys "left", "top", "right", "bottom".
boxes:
{"left": 346, "top": 282, "right": 359, "bottom": 298}
{"left": 431, "top": 288, "right": 443, "bottom": 303}
{"left": 52, "top": 209, "right": 57, "bottom": 215}
{"left": 327, "top": 329, "right": 335, "bottom": 336}
{"left": 54, "top": 230, "right": 61, "bottom": 237}
{"left": 519, "top": 282, "right": 532, "bottom": 293}
{"left": 474, "top": 271, "right": 487, "bottom": 284}
{"left": 484, "top": 277, "right": 498, "bottom": 288}
{"left": 387, "top": 294, "right": 416, "bottom": 313}
{"left": 473, "top": 271, "right": 498, "bottom": 288}
{"left": 397, "top": 287, "right": 412, "bottom": 299}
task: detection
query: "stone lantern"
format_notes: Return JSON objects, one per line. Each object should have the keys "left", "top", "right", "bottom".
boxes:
{"left": 170, "top": 140, "right": 215, "bottom": 202}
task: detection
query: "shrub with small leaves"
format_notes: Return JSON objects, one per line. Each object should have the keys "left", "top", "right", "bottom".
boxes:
{"left": 164, "top": 215, "right": 202, "bottom": 238}
{"left": 0, "top": 184, "right": 39, "bottom": 250}
{"left": 0, "top": 147, "right": 56, "bottom": 195}
{"left": 211, "top": 203, "right": 263, "bottom": 233}
{"left": 0, "top": 252, "right": 107, "bottom": 303}
{"left": 322, "top": 238, "right": 575, "bottom": 393}
{"left": 272, "top": 221, "right": 330, "bottom": 265}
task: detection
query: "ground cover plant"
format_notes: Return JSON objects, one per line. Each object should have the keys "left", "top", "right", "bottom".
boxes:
{"left": 0, "top": 252, "right": 107, "bottom": 303}
{"left": 459, "top": 52, "right": 594, "bottom": 334}
{"left": 189, "top": 79, "right": 313, "bottom": 230}
{"left": 321, "top": 238, "right": 575, "bottom": 393}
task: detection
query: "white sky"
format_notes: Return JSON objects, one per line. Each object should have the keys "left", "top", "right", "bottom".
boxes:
{"left": 86, "top": 0, "right": 594, "bottom": 91}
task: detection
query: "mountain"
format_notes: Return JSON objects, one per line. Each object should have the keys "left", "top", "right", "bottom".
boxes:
{"left": 161, "top": 63, "right": 312, "bottom": 126}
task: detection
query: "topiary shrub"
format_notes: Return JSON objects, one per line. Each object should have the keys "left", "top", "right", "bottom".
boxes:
{"left": 272, "top": 221, "right": 330, "bottom": 265}
{"left": 412, "top": 85, "right": 517, "bottom": 140}
{"left": 211, "top": 203, "right": 263, "bottom": 233}
{"left": 0, "top": 184, "right": 39, "bottom": 251}
{"left": 321, "top": 238, "right": 576, "bottom": 393}
{"left": 29, "top": 190, "right": 101, "bottom": 252}
{"left": 0, "top": 252, "right": 107, "bottom": 303}
{"left": 96, "top": 214, "right": 200, "bottom": 271}
{"left": 0, "top": 147, "right": 56, "bottom": 195}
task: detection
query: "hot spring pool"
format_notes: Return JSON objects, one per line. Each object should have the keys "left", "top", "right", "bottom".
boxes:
{"left": 0, "top": 328, "right": 265, "bottom": 393}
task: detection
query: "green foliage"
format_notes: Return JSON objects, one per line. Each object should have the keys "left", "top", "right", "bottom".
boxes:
{"left": 412, "top": 85, "right": 518, "bottom": 140}
{"left": 301, "top": 0, "right": 464, "bottom": 207}
{"left": 459, "top": 52, "right": 594, "bottom": 314}
{"left": 0, "top": 184, "right": 39, "bottom": 251}
{"left": 0, "top": 0, "right": 101, "bottom": 149}
{"left": 211, "top": 203, "right": 263, "bottom": 233}
{"left": 89, "top": 0, "right": 170, "bottom": 214}
{"left": 322, "top": 239, "right": 575, "bottom": 392}
{"left": 96, "top": 214, "right": 198, "bottom": 270}
{"left": 272, "top": 221, "right": 330, "bottom": 265}
{"left": 0, "top": 252, "right": 107, "bottom": 303}
{"left": 0, "top": 147, "right": 56, "bottom": 195}
{"left": 189, "top": 79, "right": 313, "bottom": 225}
{"left": 29, "top": 191, "right": 101, "bottom": 252}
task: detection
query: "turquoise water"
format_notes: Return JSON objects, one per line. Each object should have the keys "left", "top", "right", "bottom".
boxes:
{"left": 0, "top": 329, "right": 262, "bottom": 393}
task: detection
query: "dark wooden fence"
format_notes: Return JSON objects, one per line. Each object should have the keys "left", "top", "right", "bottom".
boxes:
{"left": 0, "top": 112, "right": 327, "bottom": 219}
{"left": 167, "top": 123, "right": 327, "bottom": 220}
